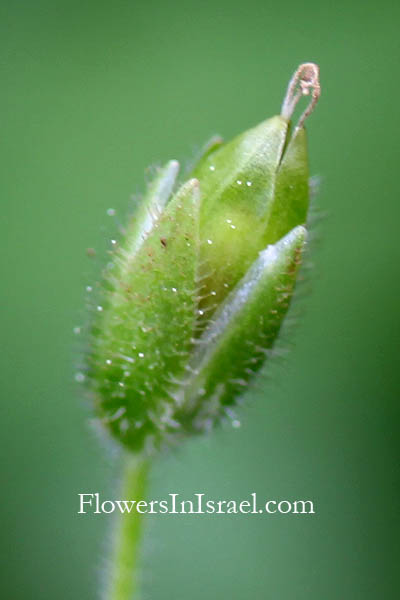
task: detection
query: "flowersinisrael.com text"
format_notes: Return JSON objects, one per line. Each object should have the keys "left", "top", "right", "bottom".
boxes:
{"left": 78, "top": 493, "right": 315, "bottom": 515}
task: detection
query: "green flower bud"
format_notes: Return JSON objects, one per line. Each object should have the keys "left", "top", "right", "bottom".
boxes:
{"left": 86, "top": 63, "right": 320, "bottom": 454}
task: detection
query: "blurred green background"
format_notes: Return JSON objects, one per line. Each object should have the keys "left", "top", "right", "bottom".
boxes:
{"left": 1, "top": 0, "right": 399, "bottom": 598}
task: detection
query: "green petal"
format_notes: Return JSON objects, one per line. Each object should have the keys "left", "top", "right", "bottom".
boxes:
{"left": 177, "top": 225, "right": 307, "bottom": 433}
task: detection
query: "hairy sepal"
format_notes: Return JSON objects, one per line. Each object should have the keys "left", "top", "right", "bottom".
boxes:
{"left": 176, "top": 225, "right": 307, "bottom": 433}
{"left": 124, "top": 159, "right": 179, "bottom": 258}
{"left": 89, "top": 178, "right": 200, "bottom": 453}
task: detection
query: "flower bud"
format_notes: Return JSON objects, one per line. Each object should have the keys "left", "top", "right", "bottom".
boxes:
{"left": 86, "top": 64, "right": 320, "bottom": 454}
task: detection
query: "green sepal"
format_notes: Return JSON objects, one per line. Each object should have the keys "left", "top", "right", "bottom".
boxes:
{"left": 89, "top": 178, "right": 200, "bottom": 453}
{"left": 191, "top": 117, "right": 309, "bottom": 318}
{"left": 124, "top": 159, "right": 179, "bottom": 258}
{"left": 268, "top": 127, "right": 309, "bottom": 241}
{"left": 176, "top": 225, "right": 307, "bottom": 433}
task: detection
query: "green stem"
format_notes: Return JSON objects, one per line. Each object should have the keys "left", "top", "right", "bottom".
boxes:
{"left": 106, "top": 453, "right": 150, "bottom": 600}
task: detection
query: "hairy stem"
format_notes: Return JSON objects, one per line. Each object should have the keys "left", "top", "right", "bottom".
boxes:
{"left": 106, "top": 453, "right": 150, "bottom": 600}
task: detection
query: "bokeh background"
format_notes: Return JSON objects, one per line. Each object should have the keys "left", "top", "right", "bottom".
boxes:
{"left": 1, "top": 1, "right": 399, "bottom": 598}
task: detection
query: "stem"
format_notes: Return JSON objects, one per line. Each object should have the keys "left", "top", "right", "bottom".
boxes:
{"left": 106, "top": 453, "right": 150, "bottom": 600}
